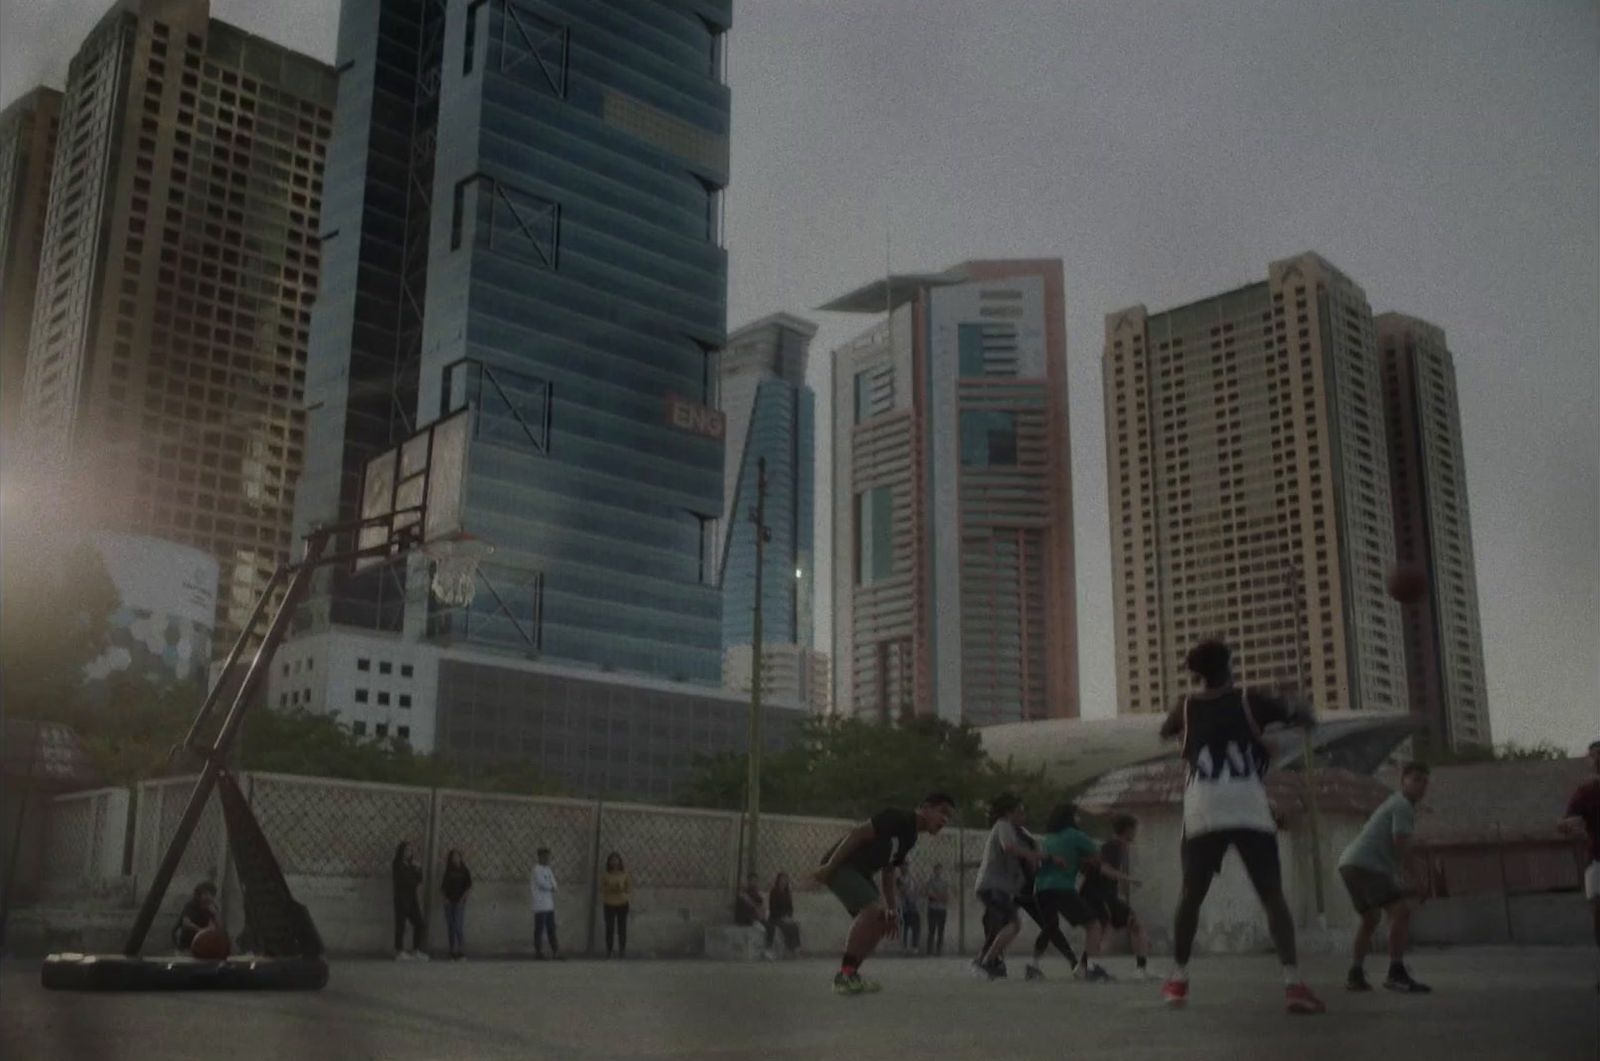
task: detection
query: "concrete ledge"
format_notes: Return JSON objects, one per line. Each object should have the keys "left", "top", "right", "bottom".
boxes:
{"left": 703, "top": 925, "right": 771, "bottom": 961}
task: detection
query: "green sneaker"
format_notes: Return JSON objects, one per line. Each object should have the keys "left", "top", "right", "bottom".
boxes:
{"left": 857, "top": 976, "right": 882, "bottom": 994}
{"left": 833, "top": 972, "right": 864, "bottom": 996}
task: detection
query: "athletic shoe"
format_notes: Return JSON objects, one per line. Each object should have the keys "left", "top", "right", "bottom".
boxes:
{"left": 394, "top": 951, "right": 411, "bottom": 962}
{"left": 411, "top": 951, "right": 429, "bottom": 962}
{"left": 1133, "top": 965, "right": 1154, "bottom": 982}
{"left": 1024, "top": 963, "right": 1045, "bottom": 981}
{"left": 986, "top": 959, "right": 1008, "bottom": 981}
{"left": 833, "top": 972, "right": 865, "bottom": 996}
{"left": 858, "top": 977, "right": 883, "bottom": 994}
{"left": 1085, "top": 964, "right": 1114, "bottom": 983}
{"left": 1345, "top": 968, "right": 1372, "bottom": 992}
{"left": 1383, "top": 967, "right": 1431, "bottom": 994}
{"left": 1072, "top": 961, "right": 1087, "bottom": 981}
{"left": 1285, "top": 983, "right": 1327, "bottom": 1015}
{"left": 1161, "top": 977, "right": 1189, "bottom": 1008}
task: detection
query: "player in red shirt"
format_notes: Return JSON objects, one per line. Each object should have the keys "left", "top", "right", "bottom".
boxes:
{"left": 1557, "top": 739, "right": 1600, "bottom": 992}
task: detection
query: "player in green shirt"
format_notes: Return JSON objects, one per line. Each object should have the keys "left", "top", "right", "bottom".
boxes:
{"left": 1024, "top": 803, "right": 1133, "bottom": 982}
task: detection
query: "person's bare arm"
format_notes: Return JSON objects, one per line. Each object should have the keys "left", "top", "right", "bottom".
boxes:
{"left": 813, "top": 821, "right": 876, "bottom": 881}
{"left": 1159, "top": 702, "right": 1184, "bottom": 740}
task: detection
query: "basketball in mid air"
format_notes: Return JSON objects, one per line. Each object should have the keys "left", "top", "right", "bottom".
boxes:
{"left": 1386, "top": 565, "right": 1428, "bottom": 605}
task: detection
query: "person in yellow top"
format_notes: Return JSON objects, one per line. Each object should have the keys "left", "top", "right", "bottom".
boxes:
{"left": 601, "top": 851, "right": 632, "bottom": 958}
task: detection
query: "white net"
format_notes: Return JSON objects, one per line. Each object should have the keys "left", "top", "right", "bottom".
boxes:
{"left": 424, "top": 538, "right": 493, "bottom": 607}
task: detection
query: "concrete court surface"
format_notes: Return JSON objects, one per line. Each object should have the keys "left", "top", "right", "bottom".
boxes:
{"left": 2, "top": 947, "right": 1597, "bottom": 1061}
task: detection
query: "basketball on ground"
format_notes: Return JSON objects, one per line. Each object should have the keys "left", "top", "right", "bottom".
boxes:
{"left": 190, "top": 925, "right": 231, "bottom": 961}
{"left": 1386, "top": 564, "right": 1428, "bottom": 604}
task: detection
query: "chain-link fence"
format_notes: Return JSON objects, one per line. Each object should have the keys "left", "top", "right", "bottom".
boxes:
{"left": 599, "top": 801, "right": 740, "bottom": 890}
{"left": 250, "top": 773, "right": 432, "bottom": 878}
{"left": 435, "top": 790, "right": 597, "bottom": 888}
{"left": 131, "top": 775, "right": 228, "bottom": 894}
{"left": 42, "top": 787, "right": 127, "bottom": 891}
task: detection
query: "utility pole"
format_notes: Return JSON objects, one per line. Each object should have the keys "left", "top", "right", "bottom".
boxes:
{"left": 1286, "top": 561, "right": 1326, "bottom": 919}
{"left": 745, "top": 457, "right": 771, "bottom": 880}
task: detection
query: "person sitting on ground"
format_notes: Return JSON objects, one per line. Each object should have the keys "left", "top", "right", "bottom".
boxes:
{"left": 766, "top": 871, "right": 802, "bottom": 958}
{"left": 172, "top": 880, "right": 219, "bottom": 953}
{"left": 734, "top": 872, "right": 768, "bottom": 929}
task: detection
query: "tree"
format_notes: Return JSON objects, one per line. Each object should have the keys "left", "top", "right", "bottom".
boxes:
{"left": 1427, "top": 739, "right": 1569, "bottom": 766}
{"left": 677, "top": 714, "right": 1068, "bottom": 827}
{"left": 0, "top": 541, "right": 120, "bottom": 722}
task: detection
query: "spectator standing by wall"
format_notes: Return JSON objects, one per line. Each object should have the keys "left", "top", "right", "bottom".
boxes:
{"left": 601, "top": 851, "right": 632, "bottom": 959}
{"left": 924, "top": 864, "right": 950, "bottom": 956}
{"left": 531, "top": 846, "right": 563, "bottom": 960}
{"left": 441, "top": 849, "right": 472, "bottom": 960}
{"left": 392, "top": 840, "right": 427, "bottom": 960}
{"left": 897, "top": 865, "right": 922, "bottom": 953}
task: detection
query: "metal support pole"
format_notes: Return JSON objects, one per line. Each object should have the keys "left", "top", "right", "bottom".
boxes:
{"left": 745, "top": 458, "right": 769, "bottom": 881}
{"left": 1286, "top": 561, "right": 1326, "bottom": 919}
{"left": 174, "top": 567, "right": 285, "bottom": 759}
{"left": 122, "top": 531, "right": 329, "bottom": 956}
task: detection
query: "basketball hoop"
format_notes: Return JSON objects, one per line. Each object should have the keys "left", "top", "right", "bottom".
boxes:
{"left": 422, "top": 535, "right": 493, "bottom": 607}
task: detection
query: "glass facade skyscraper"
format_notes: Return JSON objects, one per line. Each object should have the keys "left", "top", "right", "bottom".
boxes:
{"left": 718, "top": 314, "right": 816, "bottom": 651}
{"left": 295, "top": 0, "right": 732, "bottom": 686}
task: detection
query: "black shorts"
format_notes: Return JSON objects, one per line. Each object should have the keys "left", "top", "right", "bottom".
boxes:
{"left": 1087, "top": 894, "right": 1133, "bottom": 929}
{"left": 978, "top": 889, "right": 1019, "bottom": 923}
{"left": 1036, "top": 888, "right": 1098, "bottom": 926}
{"left": 1181, "top": 828, "right": 1283, "bottom": 898}
{"left": 1339, "top": 865, "right": 1405, "bottom": 914}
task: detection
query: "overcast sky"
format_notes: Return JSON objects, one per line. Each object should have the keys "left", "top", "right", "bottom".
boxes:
{"left": 5, "top": 0, "right": 1595, "bottom": 752}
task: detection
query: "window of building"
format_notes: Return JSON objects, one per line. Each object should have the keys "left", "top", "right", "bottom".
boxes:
{"left": 356, "top": 657, "right": 370, "bottom": 671}
{"left": 377, "top": 692, "right": 391, "bottom": 706}
{"left": 375, "top": 723, "right": 388, "bottom": 738}
{"left": 400, "top": 664, "right": 413, "bottom": 678}
{"left": 379, "top": 661, "right": 392, "bottom": 675}
{"left": 959, "top": 410, "right": 1018, "bottom": 466}
{"left": 399, "top": 694, "right": 412, "bottom": 709}
{"left": 352, "top": 720, "right": 366, "bottom": 736}
{"left": 355, "top": 688, "right": 369, "bottom": 703}
{"left": 854, "top": 370, "right": 873, "bottom": 424}
{"left": 855, "top": 486, "right": 893, "bottom": 585}
{"left": 398, "top": 726, "right": 410, "bottom": 741}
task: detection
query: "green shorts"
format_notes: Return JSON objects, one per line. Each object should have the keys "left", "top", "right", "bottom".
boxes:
{"left": 826, "top": 867, "right": 882, "bottom": 916}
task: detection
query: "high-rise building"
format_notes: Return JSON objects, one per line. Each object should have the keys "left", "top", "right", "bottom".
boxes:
{"left": 0, "top": 88, "right": 62, "bottom": 468}
{"left": 825, "top": 259, "right": 1078, "bottom": 726}
{"left": 717, "top": 312, "right": 819, "bottom": 706}
{"left": 282, "top": 0, "right": 775, "bottom": 789}
{"left": 1104, "top": 252, "right": 1406, "bottom": 717}
{"left": 1377, "top": 314, "right": 1490, "bottom": 751}
{"left": 13, "top": 0, "right": 335, "bottom": 651}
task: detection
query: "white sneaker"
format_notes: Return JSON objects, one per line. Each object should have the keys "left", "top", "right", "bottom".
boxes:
{"left": 395, "top": 951, "right": 411, "bottom": 961}
{"left": 1133, "top": 965, "right": 1154, "bottom": 982}
{"left": 411, "top": 951, "right": 430, "bottom": 962}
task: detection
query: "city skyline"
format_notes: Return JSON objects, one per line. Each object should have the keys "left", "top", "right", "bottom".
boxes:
{"left": 3, "top": 0, "right": 1593, "bottom": 752}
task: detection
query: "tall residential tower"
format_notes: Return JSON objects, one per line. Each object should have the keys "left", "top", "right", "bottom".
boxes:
{"left": 826, "top": 259, "right": 1077, "bottom": 726}
{"left": 1377, "top": 314, "right": 1490, "bottom": 751}
{"left": 1104, "top": 253, "right": 1406, "bottom": 717}
{"left": 0, "top": 88, "right": 62, "bottom": 468}
{"left": 13, "top": 0, "right": 335, "bottom": 650}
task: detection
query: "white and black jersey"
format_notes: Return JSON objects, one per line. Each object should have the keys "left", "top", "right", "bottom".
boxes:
{"left": 1161, "top": 686, "right": 1292, "bottom": 837}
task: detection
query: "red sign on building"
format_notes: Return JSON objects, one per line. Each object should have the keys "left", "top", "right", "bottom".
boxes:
{"left": 665, "top": 394, "right": 726, "bottom": 440}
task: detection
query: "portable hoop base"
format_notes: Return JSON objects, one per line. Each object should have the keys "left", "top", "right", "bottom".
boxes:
{"left": 42, "top": 953, "right": 328, "bottom": 991}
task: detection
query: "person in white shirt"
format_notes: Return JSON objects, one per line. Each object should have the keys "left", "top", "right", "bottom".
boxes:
{"left": 530, "top": 847, "right": 563, "bottom": 960}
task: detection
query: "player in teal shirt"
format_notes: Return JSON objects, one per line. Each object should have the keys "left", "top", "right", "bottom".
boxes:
{"left": 1025, "top": 803, "right": 1130, "bottom": 981}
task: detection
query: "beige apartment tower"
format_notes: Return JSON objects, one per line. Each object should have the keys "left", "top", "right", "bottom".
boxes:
{"left": 1377, "top": 314, "right": 1490, "bottom": 751}
{"left": 14, "top": 0, "right": 334, "bottom": 650}
{"left": 0, "top": 88, "right": 63, "bottom": 471}
{"left": 1104, "top": 253, "right": 1406, "bottom": 717}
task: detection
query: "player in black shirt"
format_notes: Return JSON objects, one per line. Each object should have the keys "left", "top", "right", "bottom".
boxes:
{"left": 1158, "top": 639, "right": 1324, "bottom": 1015}
{"left": 814, "top": 793, "right": 958, "bottom": 995}
{"left": 1081, "top": 814, "right": 1151, "bottom": 979}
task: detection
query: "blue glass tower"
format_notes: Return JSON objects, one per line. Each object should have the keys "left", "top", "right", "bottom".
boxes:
{"left": 296, "top": 0, "right": 731, "bottom": 685}
{"left": 718, "top": 315, "right": 816, "bottom": 660}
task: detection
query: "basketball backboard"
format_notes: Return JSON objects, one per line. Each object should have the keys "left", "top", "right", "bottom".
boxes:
{"left": 355, "top": 409, "right": 471, "bottom": 571}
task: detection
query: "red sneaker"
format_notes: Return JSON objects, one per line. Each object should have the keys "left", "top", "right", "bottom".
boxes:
{"left": 1285, "top": 982, "right": 1326, "bottom": 1015}
{"left": 1161, "top": 977, "right": 1189, "bottom": 1008}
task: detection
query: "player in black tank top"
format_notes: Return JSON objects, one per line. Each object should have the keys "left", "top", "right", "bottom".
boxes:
{"left": 1157, "top": 640, "right": 1326, "bottom": 1016}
